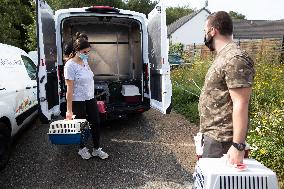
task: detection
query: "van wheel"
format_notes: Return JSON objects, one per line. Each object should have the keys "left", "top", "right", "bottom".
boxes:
{"left": 38, "top": 111, "right": 49, "bottom": 124}
{"left": 0, "top": 122, "right": 11, "bottom": 171}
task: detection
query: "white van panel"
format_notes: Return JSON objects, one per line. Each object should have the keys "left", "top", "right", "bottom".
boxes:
{"left": 37, "top": 0, "right": 60, "bottom": 121}
{"left": 147, "top": 2, "right": 172, "bottom": 114}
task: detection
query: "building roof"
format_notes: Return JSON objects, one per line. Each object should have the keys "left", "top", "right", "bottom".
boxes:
{"left": 233, "top": 19, "right": 284, "bottom": 39}
{"left": 167, "top": 8, "right": 211, "bottom": 36}
{"left": 167, "top": 8, "right": 284, "bottom": 40}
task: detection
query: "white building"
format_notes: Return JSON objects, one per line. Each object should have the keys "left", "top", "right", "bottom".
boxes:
{"left": 167, "top": 8, "right": 211, "bottom": 46}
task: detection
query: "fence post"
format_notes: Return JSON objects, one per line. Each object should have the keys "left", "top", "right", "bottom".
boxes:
{"left": 260, "top": 38, "right": 264, "bottom": 58}
{"left": 281, "top": 35, "right": 284, "bottom": 63}
{"left": 192, "top": 43, "right": 196, "bottom": 62}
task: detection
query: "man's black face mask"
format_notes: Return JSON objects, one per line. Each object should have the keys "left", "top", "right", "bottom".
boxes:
{"left": 204, "top": 30, "right": 215, "bottom": 51}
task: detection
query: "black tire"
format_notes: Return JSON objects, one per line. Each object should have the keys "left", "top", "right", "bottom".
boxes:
{"left": 0, "top": 122, "right": 11, "bottom": 171}
{"left": 38, "top": 110, "right": 49, "bottom": 124}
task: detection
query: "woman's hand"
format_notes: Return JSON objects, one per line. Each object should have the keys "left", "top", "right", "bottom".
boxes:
{"left": 65, "top": 111, "right": 73, "bottom": 120}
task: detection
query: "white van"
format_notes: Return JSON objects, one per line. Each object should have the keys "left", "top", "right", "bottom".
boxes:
{"left": 0, "top": 43, "right": 38, "bottom": 169}
{"left": 36, "top": 0, "right": 172, "bottom": 121}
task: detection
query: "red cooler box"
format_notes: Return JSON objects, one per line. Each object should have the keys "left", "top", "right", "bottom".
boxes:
{"left": 121, "top": 85, "right": 141, "bottom": 104}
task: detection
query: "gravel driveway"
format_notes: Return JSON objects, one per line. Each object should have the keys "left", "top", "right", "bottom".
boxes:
{"left": 0, "top": 109, "right": 199, "bottom": 189}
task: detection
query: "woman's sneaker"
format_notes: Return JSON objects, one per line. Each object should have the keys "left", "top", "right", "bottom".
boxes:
{"left": 92, "top": 148, "right": 109, "bottom": 159}
{"left": 78, "top": 147, "right": 92, "bottom": 160}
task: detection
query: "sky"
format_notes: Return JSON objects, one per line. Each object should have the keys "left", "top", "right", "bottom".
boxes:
{"left": 162, "top": 0, "right": 284, "bottom": 20}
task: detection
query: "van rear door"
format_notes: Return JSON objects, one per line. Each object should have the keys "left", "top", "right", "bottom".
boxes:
{"left": 36, "top": 0, "right": 60, "bottom": 121}
{"left": 148, "top": 3, "right": 172, "bottom": 114}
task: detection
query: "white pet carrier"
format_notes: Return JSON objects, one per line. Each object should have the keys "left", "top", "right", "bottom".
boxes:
{"left": 48, "top": 119, "right": 90, "bottom": 145}
{"left": 193, "top": 158, "right": 279, "bottom": 189}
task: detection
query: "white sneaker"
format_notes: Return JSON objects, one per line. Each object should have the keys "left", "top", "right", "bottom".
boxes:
{"left": 78, "top": 147, "right": 92, "bottom": 160}
{"left": 92, "top": 148, "right": 109, "bottom": 159}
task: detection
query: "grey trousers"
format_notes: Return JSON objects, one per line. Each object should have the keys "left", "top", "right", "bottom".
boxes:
{"left": 202, "top": 135, "right": 232, "bottom": 158}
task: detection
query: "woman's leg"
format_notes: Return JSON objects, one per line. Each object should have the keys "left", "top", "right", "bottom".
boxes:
{"left": 72, "top": 101, "right": 87, "bottom": 148}
{"left": 85, "top": 98, "right": 101, "bottom": 149}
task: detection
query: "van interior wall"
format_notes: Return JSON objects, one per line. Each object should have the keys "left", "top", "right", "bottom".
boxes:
{"left": 62, "top": 18, "right": 142, "bottom": 82}
{"left": 62, "top": 17, "right": 143, "bottom": 105}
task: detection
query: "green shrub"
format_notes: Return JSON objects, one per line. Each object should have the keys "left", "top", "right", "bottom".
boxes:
{"left": 169, "top": 42, "right": 184, "bottom": 56}
{"left": 171, "top": 56, "right": 211, "bottom": 122}
{"left": 247, "top": 58, "right": 284, "bottom": 185}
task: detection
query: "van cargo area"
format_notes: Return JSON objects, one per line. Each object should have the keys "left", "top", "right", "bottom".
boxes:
{"left": 60, "top": 16, "right": 149, "bottom": 118}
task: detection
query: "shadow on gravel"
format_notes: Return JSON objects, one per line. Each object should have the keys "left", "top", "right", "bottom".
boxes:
{"left": 0, "top": 111, "right": 193, "bottom": 189}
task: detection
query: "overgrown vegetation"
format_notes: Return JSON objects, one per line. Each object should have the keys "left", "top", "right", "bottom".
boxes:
{"left": 171, "top": 46, "right": 284, "bottom": 186}
{"left": 171, "top": 57, "right": 211, "bottom": 123}
{"left": 169, "top": 42, "right": 184, "bottom": 56}
{"left": 247, "top": 53, "right": 284, "bottom": 187}
{"left": 0, "top": 0, "right": 34, "bottom": 51}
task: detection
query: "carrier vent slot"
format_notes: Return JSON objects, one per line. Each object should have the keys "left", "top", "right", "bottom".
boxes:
{"left": 219, "top": 176, "right": 268, "bottom": 189}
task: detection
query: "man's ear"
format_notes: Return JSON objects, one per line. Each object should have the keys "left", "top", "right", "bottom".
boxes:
{"left": 211, "top": 27, "right": 219, "bottom": 37}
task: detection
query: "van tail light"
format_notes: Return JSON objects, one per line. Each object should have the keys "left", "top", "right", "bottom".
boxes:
{"left": 145, "top": 64, "right": 149, "bottom": 79}
{"left": 137, "top": 108, "right": 145, "bottom": 113}
{"left": 85, "top": 6, "right": 120, "bottom": 13}
{"left": 143, "top": 64, "right": 149, "bottom": 94}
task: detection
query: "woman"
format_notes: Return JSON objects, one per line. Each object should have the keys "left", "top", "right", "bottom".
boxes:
{"left": 64, "top": 38, "right": 109, "bottom": 160}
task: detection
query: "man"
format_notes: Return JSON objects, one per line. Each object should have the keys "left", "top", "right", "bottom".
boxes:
{"left": 199, "top": 11, "right": 255, "bottom": 165}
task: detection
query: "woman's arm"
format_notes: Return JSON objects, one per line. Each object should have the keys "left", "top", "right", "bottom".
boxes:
{"left": 65, "top": 79, "right": 74, "bottom": 120}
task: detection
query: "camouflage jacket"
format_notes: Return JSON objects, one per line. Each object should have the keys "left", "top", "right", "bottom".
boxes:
{"left": 199, "top": 42, "right": 255, "bottom": 142}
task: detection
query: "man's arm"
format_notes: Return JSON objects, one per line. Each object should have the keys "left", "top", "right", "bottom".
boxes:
{"left": 227, "top": 87, "right": 252, "bottom": 164}
{"left": 231, "top": 87, "right": 251, "bottom": 143}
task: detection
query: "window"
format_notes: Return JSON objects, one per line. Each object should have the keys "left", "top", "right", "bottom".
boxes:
{"left": 21, "top": 55, "right": 37, "bottom": 80}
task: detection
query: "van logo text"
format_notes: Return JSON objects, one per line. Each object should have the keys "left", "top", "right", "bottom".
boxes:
{"left": 0, "top": 59, "right": 22, "bottom": 66}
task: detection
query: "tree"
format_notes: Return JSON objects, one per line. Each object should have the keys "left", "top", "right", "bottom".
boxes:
{"left": 126, "top": 0, "right": 157, "bottom": 16}
{"left": 229, "top": 11, "right": 246, "bottom": 20}
{"left": 46, "top": 0, "right": 127, "bottom": 10}
{"left": 25, "top": 1, "right": 37, "bottom": 51}
{"left": 0, "top": 0, "right": 34, "bottom": 51}
{"left": 166, "top": 5, "right": 194, "bottom": 25}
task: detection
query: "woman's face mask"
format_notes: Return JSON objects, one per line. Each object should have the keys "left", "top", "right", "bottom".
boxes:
{"left": 78, "top": 53, "right": 89, "bottom": 61}
{"left": 204, "top": 29, "right": 215, "bottom": 51}
{"left": 77, "top": 48, "right": 90, "bottom": 61}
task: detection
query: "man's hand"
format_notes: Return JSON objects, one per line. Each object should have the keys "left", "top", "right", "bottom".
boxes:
{"left": 227, "top": 145, "right": 245, "bottom": 165}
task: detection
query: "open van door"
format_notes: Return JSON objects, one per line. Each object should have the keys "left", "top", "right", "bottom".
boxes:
{"left": 148, "top": 3, "right": 172, "bottom": 114}
{"left": 36, "top": 0, "right": 60, "bottom": 121}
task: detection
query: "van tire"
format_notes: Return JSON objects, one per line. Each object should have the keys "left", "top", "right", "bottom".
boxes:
{"left": 38, "top": 110, "right": 49, "bottom": 124}
{"left": 0, "top": 122, "right": 11, "bottom": 171}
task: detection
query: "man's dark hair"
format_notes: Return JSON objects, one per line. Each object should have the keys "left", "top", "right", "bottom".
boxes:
{"left": 207, "top": 11, "right": 233, "bottom": 36}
